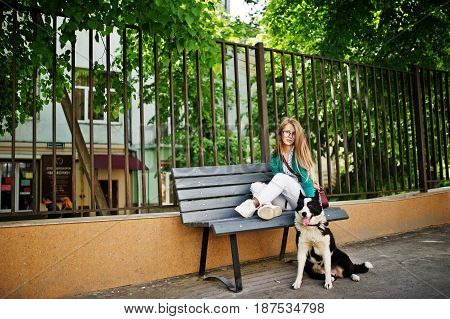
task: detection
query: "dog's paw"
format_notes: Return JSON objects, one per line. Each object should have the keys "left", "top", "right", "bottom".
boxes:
{"left": 292, "top": 280, "right": 302, "bottom": 290}
{"left": 351, "top": 274, "right": 360, "bottom": 282}
{"left": 324, "top": 280, "right": 333, "bottom": 290}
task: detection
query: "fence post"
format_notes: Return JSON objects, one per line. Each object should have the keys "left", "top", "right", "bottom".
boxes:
{"left": 411, "top": 65, "right": 428, "bottom": 192}
{"left": 255, "top": 42, "right": 270, "bottom": 163}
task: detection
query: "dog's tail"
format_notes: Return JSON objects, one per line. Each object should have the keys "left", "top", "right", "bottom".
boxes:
{"left": 353, "top": 261, "right": 373, "bottom": 274}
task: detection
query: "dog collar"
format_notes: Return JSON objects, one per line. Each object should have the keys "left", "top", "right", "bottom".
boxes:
{"left": 306, "top": 222, "right": 329, "bottom": 229}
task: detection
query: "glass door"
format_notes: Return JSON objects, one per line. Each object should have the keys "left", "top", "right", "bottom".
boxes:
{"left": 0, "top": 161, "right": 37, "bottom": 212}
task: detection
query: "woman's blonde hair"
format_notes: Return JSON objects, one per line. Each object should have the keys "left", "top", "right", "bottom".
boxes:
{"left": 272, "top": 117, "right": 314, "bottom": 177}
{"left": 60, "top": 197, "right": 72, "bottom": 210}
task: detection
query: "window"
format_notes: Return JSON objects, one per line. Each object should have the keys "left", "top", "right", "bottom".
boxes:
{"left": 0, "top": 161, "right": 37, "bottom": 212}
{"left": 74, "top": 68, "right": 121, "bottom": 123}
{"left": 0, "top": 163, "right": 13, "bottom": 210}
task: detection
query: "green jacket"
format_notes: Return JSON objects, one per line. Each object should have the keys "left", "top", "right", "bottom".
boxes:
{"left": 269, "top": 152, "right": 315, "bottom": 197}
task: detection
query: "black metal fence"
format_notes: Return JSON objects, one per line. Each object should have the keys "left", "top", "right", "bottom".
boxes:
{"left": 1, "top": 6, "right": 448, "bottom": 220}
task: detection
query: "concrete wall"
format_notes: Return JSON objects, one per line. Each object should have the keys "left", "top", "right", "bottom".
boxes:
{"left": 0, "top": 188, "right": 448, "bottom": 298}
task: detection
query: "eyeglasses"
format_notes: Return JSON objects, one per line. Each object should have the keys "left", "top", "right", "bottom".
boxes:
{"left": 281, "top": 130, "right": 295, "bottom": 138}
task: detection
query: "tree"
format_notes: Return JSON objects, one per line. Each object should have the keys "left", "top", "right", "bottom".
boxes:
{"left": 260, "top": 0, "right": 449, "bottom": 70}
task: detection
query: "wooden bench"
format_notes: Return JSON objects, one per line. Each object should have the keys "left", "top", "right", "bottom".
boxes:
{"left": 172, "top": 163, "right": 348, "bottom": 292}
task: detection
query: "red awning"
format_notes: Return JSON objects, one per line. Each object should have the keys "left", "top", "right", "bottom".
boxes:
{"left": 94, "top": 155, "right": 147, "bottom": 171}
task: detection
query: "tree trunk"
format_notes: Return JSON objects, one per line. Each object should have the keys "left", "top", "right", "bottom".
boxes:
{"left": 61, "top": 89, "right": 109, "bottom": 214}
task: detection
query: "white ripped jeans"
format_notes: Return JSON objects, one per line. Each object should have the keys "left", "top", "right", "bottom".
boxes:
{"left": 250, "top": 173, "right": 305, "bottom": 210}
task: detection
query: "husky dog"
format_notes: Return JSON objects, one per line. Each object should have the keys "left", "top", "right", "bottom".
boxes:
{"left": 292, "top": 191, "right": 373, "bottom": 290}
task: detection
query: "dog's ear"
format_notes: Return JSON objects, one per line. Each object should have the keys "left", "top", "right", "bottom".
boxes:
{"left": 296, "top": 193, "right": 305, "bottom": 211}
{"left": 307, "top": 191, "right": 323, "bottom": 215}
{"left": 313, "top": 189, "right": 320, "bottom": 200}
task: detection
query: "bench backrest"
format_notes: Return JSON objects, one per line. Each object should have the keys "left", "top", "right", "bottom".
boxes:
{"left": 172, "top": 163, "right": 273, "bottom": 225}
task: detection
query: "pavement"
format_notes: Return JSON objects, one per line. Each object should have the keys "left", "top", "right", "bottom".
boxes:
{"left": 71, "top": 224, "right": 450, "bottom": 299}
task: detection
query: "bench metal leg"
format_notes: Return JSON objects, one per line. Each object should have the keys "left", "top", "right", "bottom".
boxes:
{"left": 230, "top": 234, "right": 243, "bottom": 292}
{"left": 199, "top": 227, "right": 209, "bottom": 276}
{"left": 279, "top": 227, "right": 289, "bottom": 260}
{"left": 203, "top": 233, "right": 243, "bottom": 293}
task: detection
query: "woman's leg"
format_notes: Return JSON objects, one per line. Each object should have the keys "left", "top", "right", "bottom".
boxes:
{"left": 253, "top": 173, "right": 304, "bottom": 210}
{"left": 235, "top": 175, "right": 302, "bottom": 218}
{"left": 250, "top": 181, "right": 292, "bottom": 210}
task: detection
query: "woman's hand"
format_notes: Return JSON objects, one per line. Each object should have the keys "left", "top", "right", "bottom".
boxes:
{"left": 313, "top": 181, "right": 320, "bottom": 190}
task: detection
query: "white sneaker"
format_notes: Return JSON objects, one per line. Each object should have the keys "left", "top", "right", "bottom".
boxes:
{"left": 235, "top": 199, "right": 258, "bottom": 218}
{"left": 257, "top": 204, "right": 282, "bottom": 220}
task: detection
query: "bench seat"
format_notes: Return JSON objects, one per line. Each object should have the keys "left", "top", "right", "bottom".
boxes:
{"left": 183, "top": 207, "right": 348, "bottom": 235}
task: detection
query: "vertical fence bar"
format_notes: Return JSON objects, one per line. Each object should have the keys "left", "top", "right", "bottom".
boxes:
{"left": 394, "top": 71, "right": 405, "bottom": 190}
{"left": 320, "top": 59, "right": 331, "bottom": 191}
{"left": 311, "top": 58, "right": 322, "bottom": 185}
{"left": 426, "top": 70, "right": 436, "bottom": 182}
{"left": 401, "top": 72, "right": 412, "bottom": 190}
{"left": 372, "top": 67, "right": 382, "bottom": 191}
{"left": 433, "top": 71, "right": 443, "bottom": 181}
{"left": 355, "top": 64, "right": 367, "bottom": 193}
{"left": 420, "top": 69, "right": 430, "bottom": 183}
{"left": 440, "top": 72, "right": 449, "bottom": 180}
{"left": 89, "top": 29, "right": 95, "bottom": 211}
{"left": 338, "top": 62, "right": 350, "bottom": 192}
{"left": 245, "top": 47, "right": 254, "bottom": 163}
{"left": 411, "top": 66, "right": 428, "bottom": 192}
{"left": 154, "top": 35, "right": 162, "bottom": 205}
{"left": 169, "top": 51, "right": 177, "bottom": 204}
{"left": 11, "top": 9, "right": 17, "bottom": 214}
{"left": 233, "top": 44, "right": 243, "bottom": 164}
{"left": 195, "top": 49, "right": 204, "bottom": 166}
{"left": 209, "top": 66, "right": 218, "bottom": 165}
{"left": 346, "top": 64, "right": 359, "bottom": 192}
{"left": 255, "top": 43, "right": 270, "bottom": 163}
{"left": 183, "top": 49, "right": 190, "bottom": 167}
{"left": 122, "top": 29, "right": 131, "bottom": 208}
{"left": 446, "top": 73, "right": 450, "bottom": 175}
{"left": 329, "top": 61, "right": 341, "bottom": 193}
{"left": 221, "top": 43, "right": 230, "bottom": 164}
{"left": 301, "top": 55, "right": 311, "bottom": 144}
{"left": 71, "top": 41, "right": 77, "bottom": 214}
{"left": 32, "top": 14, "right": 38, "bottom": 213}
{"left": 380, "top": 68, "right": 391, "bottom": 190}
{"left": 52, "top": 15, "right": 57, "bottom": 212}
{"left": 106, "top": 34, "right": 112, "bottom": 210}
{"left": 409, "top": 71, "right": 419, "bottom": 189}
{"left": 363, "top": 66, "right": 375, "bottom": 192}
{"left": 291, "top": 54, "right": 300, "bottom": 120}
{"left": 281, "top": 52, "right": 289, "bottom": 117}
{"left": 138, "top": 30, "right": 147, "bottom": 207}
{"left": 386, "top": 70, "right": 398, "bottom": 189}
{"left": 270, "top": 50, "right": 280, "bottom": 132}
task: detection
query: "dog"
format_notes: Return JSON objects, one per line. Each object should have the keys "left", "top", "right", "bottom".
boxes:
{"left": 292, "top": 190, "right": 373, "bottom": 290}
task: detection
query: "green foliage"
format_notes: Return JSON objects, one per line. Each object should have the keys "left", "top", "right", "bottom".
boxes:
{"left": 260, "top": 0, "right": 449, "bottom": 70}
{"left": 0, "top": 0, "right": 232, "bottom": 134}
{"left": 0, "top": 0, "right": 261, "bottom": 171}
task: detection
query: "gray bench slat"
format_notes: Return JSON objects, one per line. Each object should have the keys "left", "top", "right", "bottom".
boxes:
{"left": 179, "top": 194, "right": 252, "bottom": 213}
{"left": 172, "top": 163, "right": 270, "bottom": 178}
{"left": 182, "top": 207, "right": 348, "bottom": 229}
{"left": 323, "top": 207, "right": 350, "bottom": 221}
{"left": 183, "top": 217, "right": 243, "bottom": 227}
{"left": 211, "top": 212, "right": 296, "bottom": 235}
{"left": 181, "top": 207, "right": 242, "bottom": 224}
{"left": 174, "top": 172, "right": 273, "bottom": 190}
{"left": 211, "top": 208, "right": 349, "bottom": 235}
{"left": 177, "top": 184, "right": 253, "bottom": 201}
